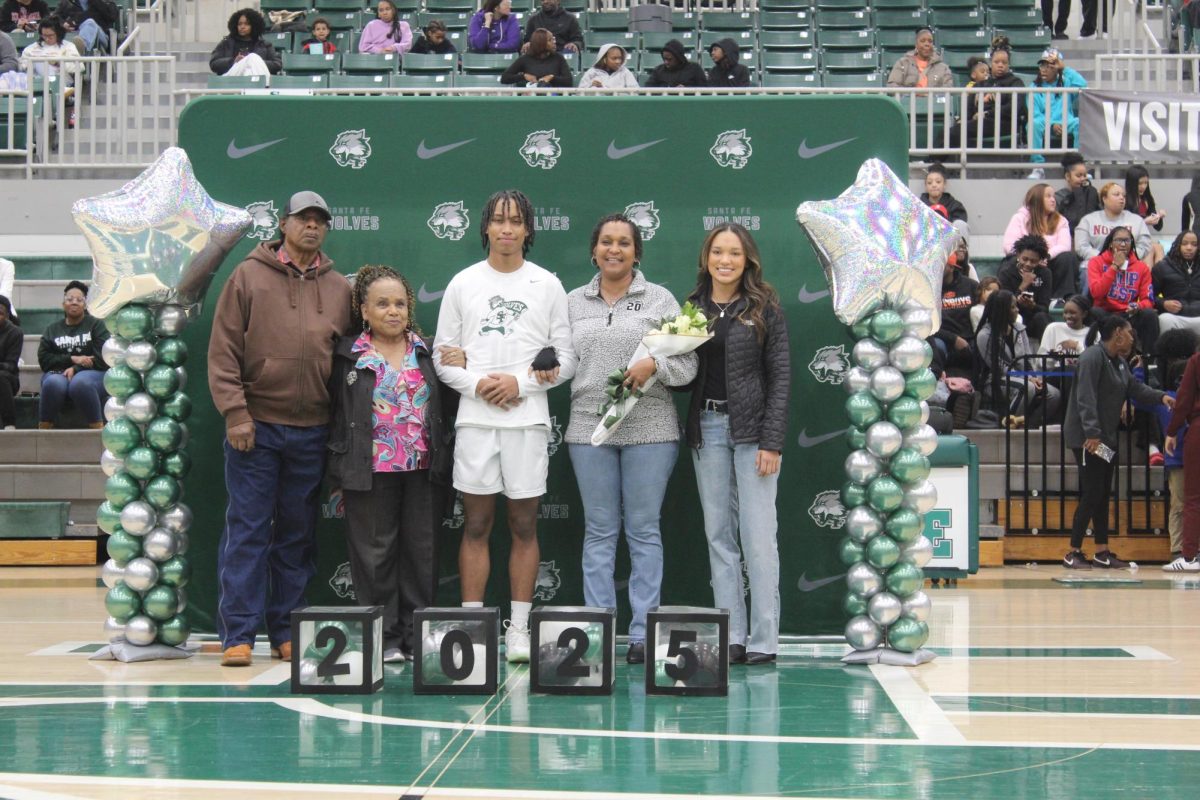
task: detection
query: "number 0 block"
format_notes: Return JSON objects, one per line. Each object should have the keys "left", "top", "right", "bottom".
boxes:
{"left": 290, "top": 605, "right": 384, "bottom": 695}
{"left": 413, "top": 607, "right": 499, "bottom": 695}
{"left": 530, "top": 606, "right": 616, "bottom": 695}
{"left": 645, "top": 606, "right": 729, "bottom": 697}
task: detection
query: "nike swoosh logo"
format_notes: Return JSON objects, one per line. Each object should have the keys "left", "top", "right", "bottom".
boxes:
{"left": 418, "top": 284, "right": 445, "bottom": 302}
{"left": 798, "top": 285, "right": 830, "bottom": 303}
{"left": 797, "top": 137, "right": 856, "bottom": 159}
{"left": 797, "top": 572, "right": 845, "bottom": 592}
{"left": 607, "top": 138, "right": 667, "bottom": 159}
{"left": 227, "top": 137, "right": 286, "bottom": 159}
{"left": 797, "top": 428, "right": 842, "bottom": 448}
{"left": 417, "top": 138, "right": 476, "bottom": 159}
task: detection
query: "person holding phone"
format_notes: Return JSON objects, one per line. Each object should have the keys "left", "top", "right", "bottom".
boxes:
{"left": 1086, "top": 225, "right": 1159, "bottom": 355}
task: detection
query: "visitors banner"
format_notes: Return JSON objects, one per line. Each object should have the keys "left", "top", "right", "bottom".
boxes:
{"left": 1079, "top": 89, "right": 1200, "bottom": 164}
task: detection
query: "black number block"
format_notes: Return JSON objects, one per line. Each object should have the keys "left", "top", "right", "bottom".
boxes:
{"left": 529, "top": 606, "right": 616, "bottom": 695}
{"left": 413, "top": 607, "right": 499, "bottom": 695}
{"left": 645, "top": 606, "right": 729, "bottom": 697}
{"left": 290, "top": 605, "right": 384, "bottom": 695}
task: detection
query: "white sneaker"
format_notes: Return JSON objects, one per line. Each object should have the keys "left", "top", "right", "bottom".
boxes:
{"left": 2, "top": 425, "right": 14, "bottom": 431}
{"left": 1162, "top": 556, "right": 1200, "bottom": 572}
{"left": 1027, "top": 168, "right": 1045, "bottom": 180}
{"left": 503, "top": 620, "right": 530, "bottom": 663}
{"left": 383, "top": 648, "right": 405, "bottom": 663}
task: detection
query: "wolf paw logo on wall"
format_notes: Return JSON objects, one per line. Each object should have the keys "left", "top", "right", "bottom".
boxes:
{"left": 329, "top": 562, "right": 356, "bottom": 600}
{"left": 808, "top": 490, "right": 848, "bottom": 530}
{"left": 622, "top": 201, "right": 661, "bottom": 241}
{"left": 329, "top": 129, "right": 372, "bottom": 169}
{"left": 534, "top": 560, "right": 561, "bottom": 601}
{"left": 244, "top": 201, "right": 278, "bottom": 241}
{"left": 427, "top": 201, "right": 470, "bottom": 241}
{"left": 808, "top": 345, "right": 851, "bottom": 385}
{"left": 709, "top": 130, "right": 753, "bottom": 169}
{"left": 479, "top": 295, "right": 528, "bottom": 337}
{"left": 519, "top": 129, "right": 561, "bottom": 169}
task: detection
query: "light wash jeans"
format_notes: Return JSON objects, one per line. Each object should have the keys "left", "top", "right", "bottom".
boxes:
{"left": 77, "top": 19, "right": 109, "bottom": 53}
{"left": 568, "top": 441, "right": 678, "bottom": 643}
{"left": 692, "top": 411, "right": 781, "bottom": 654}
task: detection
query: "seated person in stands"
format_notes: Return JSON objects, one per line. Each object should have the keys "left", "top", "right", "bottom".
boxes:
{"left": 886, "top": 26, "right": 953, "bottom": 88}
{"left": 1055, "top": 152, "right": 1100, "bottom": 235}
{"left": 1002, "top": 182, "right": 1078, "bottom": 298}
{"left": 1038, "top": 294, "right": 1091, "bottom": 358}
{"left": 579, "top": 42, "right": 637, "bottom": 88}
{"left": 0, "top": 295, "right": 20, "bottom": 431}
{"left": 0, "top": 32, "right": 17, "bottom": 93}
{"left": 359, "top": 0, "right": 411, "bottom": 56}
{"left": 1, "top": 0, "right": 51, "bottom": 35}
{"left": 953, "top": 236, "right": 979, "bottom": 281}
{"left": 1028, "top": 48, "right": 1086, "bottom": 178}
{"left": 707, "top": 38, "right": 749, "bottom": 88}
{"left": 500, "top": 28, "right": 571, "bottom": 88}
{"left": 998, "top": 233, "right": 1054, "bottom": 341}
{"left": 1155, "top": 230, "right": 1200, "bottom": 335}
{"left": 53, "top": 0, "right": 114, "bottom": 54}
{"left": 970, "top": 275, "right": 999, "bottom": 331}
{"left": 299, "top": 18, "right": 336, "bottom": 54}
{"left": 0, "top": 257, "right": 13, "bottom": 314}
{"left": 1125, "top": 164, "right": 1166, "bottom": 264}
{"left": 410, "top": 19, "right": 455, "bottom": 55}
{"left": 646, "top": 38, "right": 707, "bottom": 88}
{"left": 522, "top": 0, "right": 581, "bottom": 55}
{"left": 920, "top": 163, "right": 969, "bottom": 241}
{"left": 36, "top": 280, "right": 108, "bottom": 430}
{"left": 468, "top": 0, "right": 519, "bottom": 54}
{"left": 944, "top": 37, "right": 1026, "bottom": 149}
{"left": 1075, "top": 181, "right": 1154, "bottom": 273}
{"left": 1182, "top": 173, "right": 1200, "bottom": 235}
{"left": 1086, "top": 225, "right": 1159, "bottom": 355}
{"left": 209, "top": 8, "right": 281, "bottom": 78}
{"left": 930, "top": 250, "right": 977, "bottom": 375}
{"left": 964, "top": 55, "right": 988, "bottom": 87}
{"left": 976, "top": 288, "right": 1060, "bottom": 427}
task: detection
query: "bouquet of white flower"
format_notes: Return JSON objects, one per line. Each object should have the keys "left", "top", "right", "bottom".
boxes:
{"left": 591, "top": 302, "right": 713, "bottom": 445}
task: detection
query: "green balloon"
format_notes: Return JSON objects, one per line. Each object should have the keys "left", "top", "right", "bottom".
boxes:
{"left": 145, "top": 417, "right": 182, "bottom": 452}
{"left": 842, "top": 481, "right": 868, "bottom": 509}
{"left": 869, "top": 309, "right": 905, "bottom": 345}
{"left": 157, "top": 555, "right": 191, "bottom": 588}
{"left": 96, "top": 502, "right": 122, "bottom": 535}
{"left": 154, "top": 338, "right": 188, "bottom": 367}
{"left": 160, "top": 391, "right": 192, "bottom": 422}
{"left": 113, "top": 305, "right": 153, "bottom": 340}
{"left": 846, "top": 425, "right": 867, "bottom": 451}
{"left": 891, "top": 448, "right": 931, "bottom": 485}
{"left": 143, "top": 475, "right": 181, "bottom": 510}
{"left": 887, "top": 618, "right": 929, "bottom": 653}
{"left": 104, "top": 472, "right": 141, "bottom": 507}
{"left": 102, "top": 365, "right": 142, "bottom": 401}
{"left": 105, "top": 583, "right": 141, "bottom": 622}
{"left": 850, "top": 319, "right": 871, "bottom": 339}
{"left": 839, "top": 537, "right": 865, "bottom": 567}
{"left": 843, "top": 593, "right": 868, "bottom": 616}
{"left": 303, "top": 621, "right": 355, "bottom": 661}
{"left": 162, "top": 450, "right": 192, "bottom": 480}
{"left": 157, "top": 615, "right": 191, "bottom": 646}
{"left": 106, "top": 529, "right": 141, "bottom": 563}
{"left": 846, "top": 392, "right": 883, "bottom": 428}
{"left": 886, "top": 508, "right": 925, "bottom": 543}
{"left": 101, "top": 417, "right": 142, "bottom": 456}
{"left": 865, "top": 535, "right": 901, "bottom": 569}
{"left": 887, "top": 396, "right": 923, "bottom": 430}
{"left": 886, "top": 562, "right": 925, "bottom": 598}
{"left": 142, "top": 585, "right": 180, "bottom": 621}
{"left": 904, "top": 369, "right": 937, "bottom": 401}
{"left": 868, "top": 476, "right": 904, "bottom": 513}
{"left": 123, "top": 447, "right": 161, "bottom": 481}
{"left": 143, "top": 364, "right": 180, "bottom": 399}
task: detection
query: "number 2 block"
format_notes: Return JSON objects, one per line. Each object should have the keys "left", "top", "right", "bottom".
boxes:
{"left": 290, "top": 605, "right": 384, "bottom": 695}
{"left": 413, "top": 607, "right": 499, "bottom": 695}
{"left": 645, "top": 606, "right": 729, "bottom": 697}
{"left": 530, "top": 606, "right": 616, "bottom": 695}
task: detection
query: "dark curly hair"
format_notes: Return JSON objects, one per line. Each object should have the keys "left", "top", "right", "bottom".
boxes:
{"left": 351, "top": 265, "right": 420, "bottom": 335}
{"left": 480, "top": 189, "right": 535, "bottom": 256}
{"left": 1011, "top": 233, "right": 1050, "bottom": 261}
{"left": 39, "top": 15, "right": 67, "bottom": 44}
{"left": 227, "top": 8, "right": 265, "bottom": 40}
{"left": 589, "top": 213, "right": 644, "bottom": 266}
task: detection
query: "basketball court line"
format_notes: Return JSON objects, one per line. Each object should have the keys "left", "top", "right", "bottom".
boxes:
{"left": 869, "top": 664, "right": 966, "bottom": 744}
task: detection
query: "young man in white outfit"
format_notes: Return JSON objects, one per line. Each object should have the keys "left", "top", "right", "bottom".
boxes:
{"left": 433, "top": 189, "right": 577, "bottom": 662}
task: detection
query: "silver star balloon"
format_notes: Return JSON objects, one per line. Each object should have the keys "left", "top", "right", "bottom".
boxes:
{"left": 72, "top": 147, "right": 252, "bottom": 319}
{"left": 796, "top": 158, "right": 958, "bottom": 331}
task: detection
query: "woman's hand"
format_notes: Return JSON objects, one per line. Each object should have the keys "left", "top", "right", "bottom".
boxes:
{"left": 1059, "top": 339, "right": 1080, "bottom": 353}
{"left": 1165, "top": 300, "right": 1184, "bottom": 313}
{"left": 1166, "top": 435, "right": 1178, "bottom": 457}
{"left": 538, "top": 74, "right": 555, "bottom": 84}
{"left": 63, "top": 366, "right": 76, "bottom": 380}
{"left": 623, "top": 357, "right": 656, "bottom": 391}
{"left": 1083, "top": 437, "right": 1100, "bottom": 454}
{"left": 755, "top": 449, "right": 781, "bottom": 477}
{"left": 1112, "top": 247, "right": 1128, "bottom": 268}
{"left": 590, "top": 79, "right": 604, "bottom": 87}
{"left": 438, "top": 345, "right": 466, "bottom": 368}
{"left": 483, "top": 11, "right": 493, "bottom": 26}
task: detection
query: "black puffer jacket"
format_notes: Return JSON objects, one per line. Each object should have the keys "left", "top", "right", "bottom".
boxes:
{"left": 684, "top": 296, "right": 790, "bottom": 451}
{"left": 209, "top": 35, "right": 282, "bottom": 75}
{"left": 0, "top": 317, "right": 21, "bottom": 389}
{"left": 1153, "top": 256, "right": 1200, "bottom": 316}
{"left": 646, "top": 38, "right": 707, "bottom": 88}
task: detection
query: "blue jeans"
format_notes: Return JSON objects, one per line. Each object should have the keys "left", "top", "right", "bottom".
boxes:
{"left": 217, "top": 421, "right": 328, "bottom": 648}
{"left": 568, "top": 441, "right": 678, "bottom": 642}
{"left": 76, "top": 19, "right": 109, "bottom": 53}
{"left": 39, "top": 369, "right": 105, "bottom": 424}
{"left": 692, "top": 411, "right": 781, "bottom": 654}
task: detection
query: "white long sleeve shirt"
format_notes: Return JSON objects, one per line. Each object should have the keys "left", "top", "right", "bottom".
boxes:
{"left": 433, "top": 259, "right": 577, "bottom": 429}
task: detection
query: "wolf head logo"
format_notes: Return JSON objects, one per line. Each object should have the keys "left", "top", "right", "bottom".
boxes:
{"left": 479, "top": 295, "right": 529, "bottom": 337}
{"left": 534, "top": 560, "right": 561, "bottom": 601}
{"left": 808, "top": 345, "right": 851, "bottom": 385}
{"left": 329, "top": 562, "right": 356, "bottom": 600}
{"left": 245, "top": 201, "right": 278, "bottom": 241}
{"left": 519, "top": 129, "right": 561, "bottom": 169}
{"left": 808, "top": 490, "right": 848, "bottom": 530}
{"left": 443, "top": 491, "right": 465, "bottom": 529}
{"left": 623, "top": 201, "right": 661, "bottom": 241}
{"left": 709, "top": 129, "right": 753, "bottom": 169}
{"left": 427, "top": 201, "right": 470, "bottom": 241}
{"left": 547, "top": 415, "right": 563, "bottom": 456}
{"left": 329, "top": 129, "right": 372, "bottom": 169}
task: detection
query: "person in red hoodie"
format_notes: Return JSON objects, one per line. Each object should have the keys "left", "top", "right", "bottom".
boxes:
{"left": 1086, "top": 225, "right": 1159, "bottom": 355}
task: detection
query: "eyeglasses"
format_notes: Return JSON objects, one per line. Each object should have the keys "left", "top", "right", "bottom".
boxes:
{"left": 1111, "top": 238, "right": 1133, "bottom": 245}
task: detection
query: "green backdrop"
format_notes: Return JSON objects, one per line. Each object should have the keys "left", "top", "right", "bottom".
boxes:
{"left": 175, "top": 94, "right": 908, "bottom": 636}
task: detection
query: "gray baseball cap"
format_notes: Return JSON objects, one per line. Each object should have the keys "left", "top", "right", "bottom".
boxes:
{"left": 284, "top": 190, "right": 331, "bottom": 220}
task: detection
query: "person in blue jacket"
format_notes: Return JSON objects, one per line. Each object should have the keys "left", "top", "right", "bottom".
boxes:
{"left": 1029, "top": 47, "right": 1087, "bottom": 170}
{"left": 468, "top": 0, "right": 519, "bottom": 53}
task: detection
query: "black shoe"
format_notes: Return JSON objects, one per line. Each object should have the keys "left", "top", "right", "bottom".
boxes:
{"left": 729, "top": 644, "right": 747, "bottom": 664}
{"left": 746, "top": 652, "right": 776, "bottom": 665}
{"left": 626, "top": 641, "right": 645, "bottom": 664}
{"left": 1052, "top": 32, "right": 1069, "bottom": 40}
{"left": 1092, "top": 549, "right": 1130, "bottom": 569}
{"left": 1063, "top": 550, "right": 1092, "bottom": 569}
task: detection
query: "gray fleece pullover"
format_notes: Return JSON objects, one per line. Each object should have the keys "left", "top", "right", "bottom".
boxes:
{"left": 1064, "top": 342, "right": 1164, "bottom": 451}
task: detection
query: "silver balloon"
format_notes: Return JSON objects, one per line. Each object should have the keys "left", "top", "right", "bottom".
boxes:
{"left": 903, "top": 424, "right": 939, "bottom": 457}
{"left": 869, "top": 366, "right": 906, "bottom": 404}
{"left": 175, "top": 367, "right": 188, "bottom": 392}
{"left": 919, "top": 400, "right": 931, "bottom": 425}
{"left": 101, "top": 558, "right": 126, "bottom": 588}
{"left": 865, "top": 421, "right": 904, "bottom": 459}
{"left": 119, "top": 501, "right": 157, "bottom": 536}
{"left": 845, "top": 506, "right": 883, "bottom": 544}
{"left": 845, "top": 614, "right": 883, "bottom": 651}
{"left": 852, "top": 339, "right": 889, "bottom": 371}
{"left": 100, "top": 449, "right": 125, "bottom": 478}
{"left": 889, "top": 336, "right": 933, "bottom": 373}
{"left": 160, "top": 503, "right": 192, "bottom": 534}
{"left": 299, "top": 657, "right": 326, "bottom": 685}
{"left": 844, "top": 366, "right": 872, "bottom": 395}
{"left": 845, "top": 449, "right": 882, "bottom": 485}
{"left": 903, "top": 479, "right": 939, "bottom": 514}
{"left": 901, "top": 535, "right": 934, "bottom": 568}
{"left": 101, "top": 336, "right": 129, "bottom": 368}
{"left": 123, "top": 392, "right": 158, "bottom": 424}
{"left": 901, "top": 307, "right": 935, "bottom": 340}
{"left": 155, "top": 305, "right": 188, "bottom": 337}
{"left": 178, "top": 422, "right": 190, "bottom": 449}
{"left": 868, "top": 591, "right": 903, "bottom": 627}
{"left": 103, "top": 616, "right": 127, "bottom": 644}
{"left": 123, "top": 557, "right": 159, "bottom": 591}
{"left": 142, "top": 528, "right": 179, "bottom": 562}
{"left": 174, "top": 530, "right": 189, "bottom": 556}
{"left": 846, "top": 562, "right": 883, "bottom": 599}
{"left": 901, "top": 590, "right": 932, "bottom": 623}
{"left": 124, "top": 615, "right": 158, "bottom": 646}
{"left": 176, "top": 587, "right": 188, "bottom": 613}
{"left": 124, "top": 341, "right": 158, "bottom": 372}
{"left": 103, "top": 396, "right": 126, "bottom": 423}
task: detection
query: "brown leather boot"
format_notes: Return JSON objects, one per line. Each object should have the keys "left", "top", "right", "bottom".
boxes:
{"left": 221, "top": 644, "right": 252, "bottom": 667}
{"left": 38, "top": 422, "right": 54, "bottom": 430}
{"left": 270, "top": 641, "right": 292, "bottom": 662}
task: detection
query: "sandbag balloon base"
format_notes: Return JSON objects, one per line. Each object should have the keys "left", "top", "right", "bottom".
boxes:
{"left": 90, "top": 639, "right": 193, "bottom": 663}
{"left": 841, "top": 647, "right": 936, "bottom": 667}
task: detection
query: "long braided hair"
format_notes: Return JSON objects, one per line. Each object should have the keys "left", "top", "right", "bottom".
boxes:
{"left": 479, "top": 189, "right": 536, "bottom": 256}
{"left": 351, "top": 264, "right": 421, "bottom": 336}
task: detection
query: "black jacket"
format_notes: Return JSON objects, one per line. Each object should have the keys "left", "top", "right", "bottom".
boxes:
{"left": 1056, "top": 184, "right": 1101, "bottom": 234}
{"left": 0, "top": 317, "right": 21, "bottom": 387}
{"left": 209, "top": 35, "right": 282, "bottom": 75}
{"left": 37, "top": 313, "right": 107, "bottom": 373}
{"left": 1183, "top": 189, "right": 1200, "bottom": 234}
{"left": 684, "top": 296, "right": 790, "bottom": 451}
{"left": 646, "top": 38, "right": 707, "bottom": 88}
{"left": 997, "top": 258, "right": 1052, "bottom": 317}
{"left": 522, "top": 6, "right": 583, "bottom": 52}
{"left": 1, "top": 0, "right": 50, "bottom": 33}
{"left": 936, "top": 270, "right": 979, "bottom": 343}
{"left": 54, "top": 0, "right": 116, "bottom": 31}
{"left": 707, "top": 37, "right": 750, "bottom": 88}
{"left": 920, "top": 191, "right": 968, "bottom": 225}
{"left": 410, "top": 35, "right": 456, "bottom": 55}
{"left": 1153, "top": 256, "right": 1200, "bottom": 316}
{"left": 326, "top": 333, "right": 455, "bottom": 493}
{"left": 968, "top": 71, "right": 1026, "bottom": 131}
{"left": 500, "top": 51, "right": 572, "bottom": 86}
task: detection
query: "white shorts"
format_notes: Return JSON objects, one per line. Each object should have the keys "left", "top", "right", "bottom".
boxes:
{"left": 453, "top": 426, "right": 549, "bottom": 500}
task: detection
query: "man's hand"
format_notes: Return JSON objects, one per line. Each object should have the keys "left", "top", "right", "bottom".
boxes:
{"left": 1165, "top": 300, "right": 1184, "bottom": 314}
{"left": 478, "top": 373, "right": 520, "bottom": 407}
{"left": 624, "top": 357, "right": 657, "bottom": 391}
{"left": 71, "top": 355, "right": 93, "bottom": 368}
{"left": 228, "top": 420, "right": 256, "bottom": 452}
{"left": 529, "top": 366, "right": 560, "bottom": 385}
{"left": 1166, "top": 435, "right": 1178, "bottom": 457}
{"left": 563, "top": 43, "right": 578, "bottom": 52}
{"left": 756, "top": 450, "right": 781, "bottom": 476}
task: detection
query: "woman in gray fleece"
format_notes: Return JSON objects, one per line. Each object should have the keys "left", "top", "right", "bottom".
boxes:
{"left": 565, "top": 213, "right": 698, "bottom": 665}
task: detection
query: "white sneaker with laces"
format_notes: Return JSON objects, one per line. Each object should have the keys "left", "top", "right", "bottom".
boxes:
{"left": 1162, "top": 556, "right": 1200, "bottom": 572}
{"left": 504, "top": 620, "right": 530, "bottom": 663}
{"left": 383, "top": 648, "right": 405, "bottom": 663}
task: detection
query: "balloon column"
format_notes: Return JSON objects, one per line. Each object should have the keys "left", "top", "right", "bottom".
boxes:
{"left": 74, "top": 147, "right": 251, "bottom": 655}
{"left": 796, "top": 159, "right": 959, "bottom": 666}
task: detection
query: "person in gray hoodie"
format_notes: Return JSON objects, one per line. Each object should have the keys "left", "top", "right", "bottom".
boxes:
{"left": 1075, "top": 181, "right": 1154, "bottom": 290}
{"left": 645, "top": 38, "right": 707, "bottom": 88}
{"left": 579, "top": 42, "right": 638, "bottom": 88}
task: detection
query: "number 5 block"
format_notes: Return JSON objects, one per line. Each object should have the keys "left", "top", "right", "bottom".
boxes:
{"left": 645, "top": 606, "right": 729, "bottom": 697}
{"left": 290, "top": 605, "right": 384, "bottom": 695}
{"left": 413, "top": 607, "right": 499, "bottom": 695}
{"left": 530, "top": 606, "right": 616, "bottom": 695}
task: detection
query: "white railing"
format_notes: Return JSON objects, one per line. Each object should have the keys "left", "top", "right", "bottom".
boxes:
{"left": 1095, "top": 52, "right": 1200, "bottom": 92}
{"left": 1109, "top": 0, "right": 1166, "bottom": 54}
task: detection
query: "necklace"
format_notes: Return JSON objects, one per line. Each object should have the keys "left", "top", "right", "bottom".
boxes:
{"left": 713, "top": 298, "right": 737, "bottom": 318}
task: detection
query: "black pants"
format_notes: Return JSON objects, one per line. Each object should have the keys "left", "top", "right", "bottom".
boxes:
{"left": 0, "top": 374, "right": 16, "bottom": 427}
{"left": 1048, "top": 251, "right": 1080, "bottom": 299}
{"left": 1042, "top": 0, "right": 1071, "bottom": 34}
{"left": 1081, "top": 0, "right": 1112, "bottom": 36}
{"left": 1090, "top": 306, "right": 1160, "bottom": 356}
{"left": 1070, "top": 446, "right": 1116, "bottom": 548}
{"left": 342, "top": 470, "right": 439, "bottom": 652}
